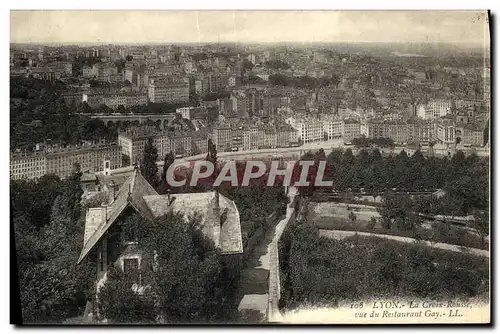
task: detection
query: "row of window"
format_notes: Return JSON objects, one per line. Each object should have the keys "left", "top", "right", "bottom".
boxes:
{"left": 11, "top": 162, "right": 44, "bottom": 168}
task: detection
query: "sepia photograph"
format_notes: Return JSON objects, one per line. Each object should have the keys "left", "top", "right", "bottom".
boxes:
{"left": 9, "top": 9, "right": 491, "bottom": 325}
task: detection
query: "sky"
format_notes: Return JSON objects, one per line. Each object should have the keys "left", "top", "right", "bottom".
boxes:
{"left": 10, "top": 10, "right": 489, "bottom": 45}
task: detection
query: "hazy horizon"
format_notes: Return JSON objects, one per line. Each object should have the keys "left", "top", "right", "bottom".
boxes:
{"left": 11, "top": 11, "right": 490, "bottom": 47}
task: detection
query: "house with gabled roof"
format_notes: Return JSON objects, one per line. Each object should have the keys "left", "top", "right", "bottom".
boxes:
{"left": 77, "top": 168, "right": 243, "bottom": 319}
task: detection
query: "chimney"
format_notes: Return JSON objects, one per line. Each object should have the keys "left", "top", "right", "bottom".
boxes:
{"left": 101, "top": 203, "right": 108, "bottom": 221}
{"left": 214, "top": 188, "right": 220, "bottom": 211}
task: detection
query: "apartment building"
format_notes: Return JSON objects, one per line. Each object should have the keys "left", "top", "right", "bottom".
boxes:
{"left": 102, "top": 92, "right": 148, "bottom": 110}
{"left": 176, "top": 106, "right": 196, "bottom": 120}
{"left": 96, "top": 64, "right": 119, "bottom": 82}
{"left": 212, "top": 124, "right": 239, "bottom": 152}
{"left": 462, "top": 124, "right": 486, "bottom": 147}
{"left": 257, "top": 124, "right": 297, "bottom": 149}
{"left": 322, "top": 117, "right": 343, "bottom": 140}
{"left": 191, "top": 132, "right": 209, "bottom": 155}
{"left": 384, "top": 122, "right": 409, "bottom": 144}
{"left": 82, "top": 93, "right": 105, "bottom": 108}
{"left": 10, "top": 151, "right": 47, "bottom": 180}
{"left": 118, "top": 130, "right": 203, "bottom": 165}
{"left": 365, "top": 120, "right": 385, "bottom": 139}
{"left": 230, "top": 91, "right": 250, "bottom": 118}
{"left": 242, "top": 126, "right": 260, "bottom": 151}
{"left": 433, "top": 120, "right": 456, "bottom": 145}
{"left": 364, "top": 119, "right": 429, "bottom": 144}
{"left": 285, "top": 116, "right": 324, "bottom": 143}
{"left": 10, "top": 144, "right": 122, "bottom": 180}
{"left": 418, "top": 99, "right": 452, "bottom": 120}
{"left": 28, "top": 68, "right": 56, "bottom": 82}
{"left": 277, "top": 124, "right": 297, "bottom": 148}
{"left": 45, "top": 144, "right": 122, "bottom": 178}
{"left": 258, "top": 127, "right": 278, "bottom": 149}
{"left": 212, "top": 121, "right": 296, "bottom": 152}
{"left": 342, "top": 119, "right": 361, "bottom": 142}
{"left": 407, "top": 120, "right": 432, "bottom": 143}
{"left": 148, "top": 77, "right": 190, "bottom": 104}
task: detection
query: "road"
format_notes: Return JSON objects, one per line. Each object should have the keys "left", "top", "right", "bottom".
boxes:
{"left": 106, "top": 138, "right": 488, "bottom": 179}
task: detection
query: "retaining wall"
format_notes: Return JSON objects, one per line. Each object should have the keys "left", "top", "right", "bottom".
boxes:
{"left": 267, "top": 192, "right": 298, "bottom": 322}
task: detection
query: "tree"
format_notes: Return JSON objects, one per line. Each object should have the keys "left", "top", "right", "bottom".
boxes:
{"left": 77, "top": 101, "right": 92, "bottom": 114}
{"left": 159, "top": 152, "right": 175, "bottom": 194}
{"left": 16, "top": 176, "right": 94, "bottom": 323}
{"left": 205, "top": 139, "right": 218, "bottom": 186}
{"left": 126, "top": 55, "right": 133, "bottom": 62}
{"left": 136, "top": 212, "right": 229, "bottom": 322}
{"left": 98, "top": 265, "right": 157, "bottom": 324}
{"left": 206, "top": 139, "right": 217, "bottom": 165}
{"left": 140, "top": 137, "right": 159, "bottom": 188}
{"left": 471, "top": 212, "right": 489, "bottom": 247}
{"left": 378, "top": 190, "right": 413, "bottom": 230}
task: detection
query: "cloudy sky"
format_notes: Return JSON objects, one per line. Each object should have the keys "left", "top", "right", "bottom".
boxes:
{"left": 10, "top": 10, "right": 489, "bottom": 45}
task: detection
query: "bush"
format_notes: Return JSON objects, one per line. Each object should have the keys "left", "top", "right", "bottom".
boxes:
{"left": 98, "top": 266, "right": 157, "bottom": 323}
{"left": 278, "top": 225, "right": 489, "bottom": 311}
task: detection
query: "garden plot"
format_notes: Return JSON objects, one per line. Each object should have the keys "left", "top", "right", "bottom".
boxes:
{"left": 308, "top": 202, "right": 382, "bottom": 230}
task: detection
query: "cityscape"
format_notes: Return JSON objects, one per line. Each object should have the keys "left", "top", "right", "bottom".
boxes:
{"left": 10, "top": 10, "right": 490, "bottom": 325}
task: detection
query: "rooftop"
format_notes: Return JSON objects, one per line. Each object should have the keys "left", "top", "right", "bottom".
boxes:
{"left": 78, "top": 169, "right": 243, "bottom": 265}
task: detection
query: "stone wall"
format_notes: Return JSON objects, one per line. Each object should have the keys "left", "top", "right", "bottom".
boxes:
{"left": 267, "top": 194, "right": 298, "bottom": 322}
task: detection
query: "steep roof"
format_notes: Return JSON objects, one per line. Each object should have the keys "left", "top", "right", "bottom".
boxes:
{"left": 77, "top": 169, "right": 158, "bottom": 264}
{"left": 143, "top": 191, "right": 243, "bottom": 254}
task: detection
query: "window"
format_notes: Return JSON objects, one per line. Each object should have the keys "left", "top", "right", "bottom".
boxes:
{"left": 123, "top": 258, "right": 140, "bottom": 283}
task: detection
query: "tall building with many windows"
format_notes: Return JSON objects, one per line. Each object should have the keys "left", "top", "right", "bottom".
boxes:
{"left": 285, "top": 116, "right": 324, "bottom": 143}
{"left": 118, "top": 129, "right": 205, "bottom": 165}
{"left": 342, "top": 119, "right": 361, "bottom": 142}
{"left": 148, "top": 77, "right": 189, "bottom": 104}
{"left": 102, "top": 93, "right": 148, "bottom": 110}
{"left": 10, "top": 151, "right": 47, "bottom": 180}
{"left": 418, "top": 99, "right": 452, "bottom": 120}
{"left": 10, "top": 143, "right": 122, "bottom": 180}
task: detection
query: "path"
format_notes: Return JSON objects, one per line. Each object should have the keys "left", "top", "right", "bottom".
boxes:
{"left": 235, "top": 221, "right": 276, "bottom": 322}
{"left": 235, "top": 187, "right": 298, "bottom": 323}
{"left": 319, "top": 229, "right": 489, "bottom": 258}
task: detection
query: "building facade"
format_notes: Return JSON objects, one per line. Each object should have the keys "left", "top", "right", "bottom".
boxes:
{"left": 118, "top": 130, "right": 205, "bottom": 165}
{"left": 342, "top": 119, "right": 361, "bottom": 142}
{"left": 10, "top": 144, "right": 122, "bottom": 180}
{"left": 102, "top": 93, "right": 148, "bottom": 110}
{"left": 148, "top": 77, "right": 190, "bottom": 104}
{"left": 285, "top": 116, "right": 324, "bottom": 143}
